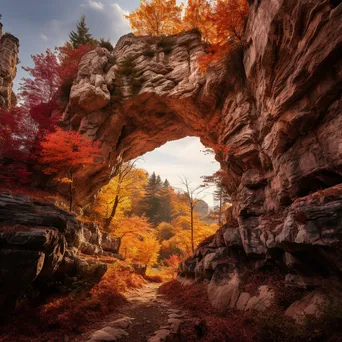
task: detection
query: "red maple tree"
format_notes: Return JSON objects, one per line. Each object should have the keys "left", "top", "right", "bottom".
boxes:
{"left": 40, "top": 129, "right": 101, "bottom": 212}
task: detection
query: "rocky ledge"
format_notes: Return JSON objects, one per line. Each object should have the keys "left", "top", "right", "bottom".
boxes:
{"left": 180, "top": 184, "right": 342, "bottom": 321}
{"left": 0, "top": 193, "right": 120, "bottom": 315}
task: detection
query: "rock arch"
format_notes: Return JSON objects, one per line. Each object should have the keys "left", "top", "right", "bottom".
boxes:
{"left": 63, "top": 0, "right": 342, "bottom": 308}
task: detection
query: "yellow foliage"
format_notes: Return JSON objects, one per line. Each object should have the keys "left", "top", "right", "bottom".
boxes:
{"left": 125, "top": 0, "right": 183, "bottom": 36}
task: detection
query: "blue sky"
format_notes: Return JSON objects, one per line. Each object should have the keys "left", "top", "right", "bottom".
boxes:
{"left": 0, "top": 0, "right": 220, "bottom": 206}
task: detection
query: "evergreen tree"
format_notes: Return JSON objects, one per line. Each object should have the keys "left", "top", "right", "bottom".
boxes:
{"left": 69, "top": 16, "right": 93, "bottom": 48}
{"left": 158, "top": 179, "right": 173, "bottom": 223}
{"left": 141, "top": 172, "right": 163, "bottom": 225}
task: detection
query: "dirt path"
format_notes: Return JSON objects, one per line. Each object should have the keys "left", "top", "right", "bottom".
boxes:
{"left": 77, "top": 282, "right": 187, "bottom": 342}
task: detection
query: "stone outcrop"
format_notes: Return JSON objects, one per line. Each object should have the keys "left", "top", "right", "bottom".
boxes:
{"left": 0, "top": 193, "right": 120, "bottom": 314}
{"left": 0, "top": 23, "right": 19, "bottom": 108}
{"left": 61, "top": 0, "right": 342, "bottom": 316}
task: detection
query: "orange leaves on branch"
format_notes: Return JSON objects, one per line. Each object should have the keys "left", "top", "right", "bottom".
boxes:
{"left": 125, "top": 0, "right": 249, "bottom": 70}
{"left": 40, "top": 128, "right": 101, "bottom": 176}
{"left": 125, "top": 0, "right": 183, "bottom": 36}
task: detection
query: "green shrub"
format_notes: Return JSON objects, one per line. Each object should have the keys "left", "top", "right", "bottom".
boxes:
{"left": 98, "top": 38, "right": 114, "bottom": 52}
{"left": 157, "top": 37, "right": 175, "bottom": 55}
{"left": 118, "top": 56, "right": 136, "bottom": 77}
{"left": 143, "top": 47, "right": 156, "bottom": 57}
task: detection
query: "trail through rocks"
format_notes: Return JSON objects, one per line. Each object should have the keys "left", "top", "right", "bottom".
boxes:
{"left": 82, "top": 282, "right": 188, "bottom": 342}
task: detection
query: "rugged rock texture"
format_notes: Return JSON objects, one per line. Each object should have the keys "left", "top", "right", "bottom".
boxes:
{"left": 62, "top": 0, "right": 342, "bottom": 316}
{"left": 0, "top": 193, "right": 120, "bottom": 314}
{"left": 0, "top": 23, "right": 19, "bottom": 108}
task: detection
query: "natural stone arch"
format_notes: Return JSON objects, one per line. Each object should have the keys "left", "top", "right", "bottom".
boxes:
{"left": 63, "top": 0, "right": 342, "bottom": 241}
{"left": 63, "top": 31, "right": 239, "bottom": 205}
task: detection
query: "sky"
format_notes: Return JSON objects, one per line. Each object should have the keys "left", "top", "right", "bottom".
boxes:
{"left": 0, "top": 0, "right": 220, "bottom": 206}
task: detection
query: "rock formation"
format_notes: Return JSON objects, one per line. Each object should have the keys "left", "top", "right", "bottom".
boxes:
{"left": 0, "top": 193, "right": 120, "bottom": 314}
{"left": 0, "top": 23, "right": 19, "bottom": 108}
{"left": 61, "top": 0, "right": 342, "bottom": 318}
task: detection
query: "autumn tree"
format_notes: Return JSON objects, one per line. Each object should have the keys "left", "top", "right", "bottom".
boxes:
{"left": 19, "top": 49, "right": 61, "bottom": 134}
{"left": 40, "top": 129, "right": 100, "bottom": 212}
{"left": 165, "top": 254, "right": 182, "bottom": 278}
{"left": 0, "top": 107, "right": 33, "bottom": 187}
{"left": 178, "top": 177, "right": 205, "bottom": 254}
{"left": 125, "top": 0, "right": 183, "bottom": 36}
{"left": 202, "top": 170, "right": 231, "bottom": 226}
{"left": 56, "top": 43, "right": 90, "bottom": 103}
{"left": 195, "top": 0, "right": 249, "bottom": 69}
{"left": 98, "top": 161, "right": 145, "bottom": 232}
{"left": 112, "top": 216, "right": 161, "bottom": 268}
{"left": 69, "top": 16, "right": 94, "bottom": 48}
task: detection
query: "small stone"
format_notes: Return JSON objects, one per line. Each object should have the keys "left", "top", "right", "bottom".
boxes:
{"left": 102, "top": 327, "right": 128, "bottom": 339}
{"left": 168, "top": 318, "right": 183, "bottom": 325}
{"left": 168, "top": 313, "right": 185, "bottom": 319}
{"left": 88, "top": 330, "right": 116, "bottom": 341}
{"left": 108, "top": 317, "right": 131, "bottom": 329}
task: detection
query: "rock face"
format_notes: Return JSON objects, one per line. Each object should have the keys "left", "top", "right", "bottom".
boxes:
{"left": 62, "top": 0, "right": 342, "bottom": 316}
{"left": 0, "top": 23, "right": 19, "bottom": 107}
{"left": 0, "top": 193, "right": 120, "bottom": 314}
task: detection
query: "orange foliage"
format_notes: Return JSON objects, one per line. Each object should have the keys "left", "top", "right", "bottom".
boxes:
{"left": 125, "top": 0, "right": 249, "bottom": 69}
{"left": 194, "top": 0, "right": 249, "bottom": 70}
{"left": 125, "top": 0, "right": 183, "bottom": 36}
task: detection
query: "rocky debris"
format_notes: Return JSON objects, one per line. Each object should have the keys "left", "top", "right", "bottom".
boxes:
{"left": 0, "top": 22, "right": 19, "bottom": 108}
{"left": 87, "top": 316, "right": 133, "bottom": 342}
{"left": 284, "top": 289, "right": 329, "bottom": 324}
{"left": 0, "top": 193, "right": 120, "bottom": 315}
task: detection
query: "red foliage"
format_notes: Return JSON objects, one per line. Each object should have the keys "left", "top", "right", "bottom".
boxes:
{"left": 19, "top": 49, "right": 60, "bottom": 111}
{"left": 40, "top": 128, "right": 101, "bottom": 176}
{"left": 159, "top": 280, "right": 254, "bottom": 341}
{"left": 0, "top": 107, "right": 33, "bottom": 186}
{"left": 57, "top": 43, "right": 90, "bottom": 83}
{"left": 0, "top": 262, "right": 144, "bottom": 342}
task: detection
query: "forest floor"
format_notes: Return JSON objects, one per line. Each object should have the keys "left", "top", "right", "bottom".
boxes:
{"left": 76, "top": 282, "right": 188, "bottom": 342}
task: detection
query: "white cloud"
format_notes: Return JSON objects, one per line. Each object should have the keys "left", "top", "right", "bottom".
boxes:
{"left": 84, "top": 0, "right": 104, "bottom": 11}
{"left": 110, "top": 4, "right": 130, "bottom": 37}
{"left": 40, "top": 34, "right": 48, "bottom": 42}
{"left": 135, "top": 137, "right": 220, "bottom": 207}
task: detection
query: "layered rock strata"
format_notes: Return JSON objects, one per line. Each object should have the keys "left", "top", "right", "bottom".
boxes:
{"left": 0, "top": 193, "right": 120, "bottom": 314}
{"left": 62, "top": 0, "right": 342, "bottom": 317}
{"left": 0, "top": 23, "right": 19, "bottom": 108}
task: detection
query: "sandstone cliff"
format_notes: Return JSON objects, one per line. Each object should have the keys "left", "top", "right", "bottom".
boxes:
{"left": 61, "top": 0, "right": 342, "bottom": 318}
{"left": 0, "top": 23, "right": 19, "bottom": 108}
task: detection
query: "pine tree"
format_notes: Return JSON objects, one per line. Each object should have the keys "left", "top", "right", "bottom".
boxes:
{"left": 159, "top": 179, "right": 173, "bottom": 223}
{"left": 69, "top": 16, "right": 93, "bottom": 48}
{"left": 141, "top": 172, "right": 163, "bottom": 225}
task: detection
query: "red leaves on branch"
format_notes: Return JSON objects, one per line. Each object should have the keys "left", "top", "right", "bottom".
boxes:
{"left": 0, "top": 107, "right": 33, "bottom": 186}
{"left": 57, "top": 43, "right": 90, "bottom": 82}
{"left": 19, "top": 49, "right": 60, "bottom": 110}
{"left": 40, "top": 128, "right": 101, "bottom": 211}
{"left": 40, "top": 128, "right": 101, "bottom": 176}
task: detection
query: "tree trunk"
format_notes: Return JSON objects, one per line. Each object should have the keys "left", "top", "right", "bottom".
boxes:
{"left": 104, "top": 194, "right": 119, "bottom": 232}
{"left": 218, "top": 188, "right": 223, "bottom": 226}
{"left": 190, "top": 204, "right": 194, "bottom": 254}
{"left": 69, "top": 172, "right": 73, "bottom": 213}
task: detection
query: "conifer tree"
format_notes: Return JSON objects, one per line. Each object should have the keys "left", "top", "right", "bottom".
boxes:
{"left": 69, "top": 16, "right": 93, "bottom": 48}
{"left": 141, "top": 172, "right": 163, "bottom": 225}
